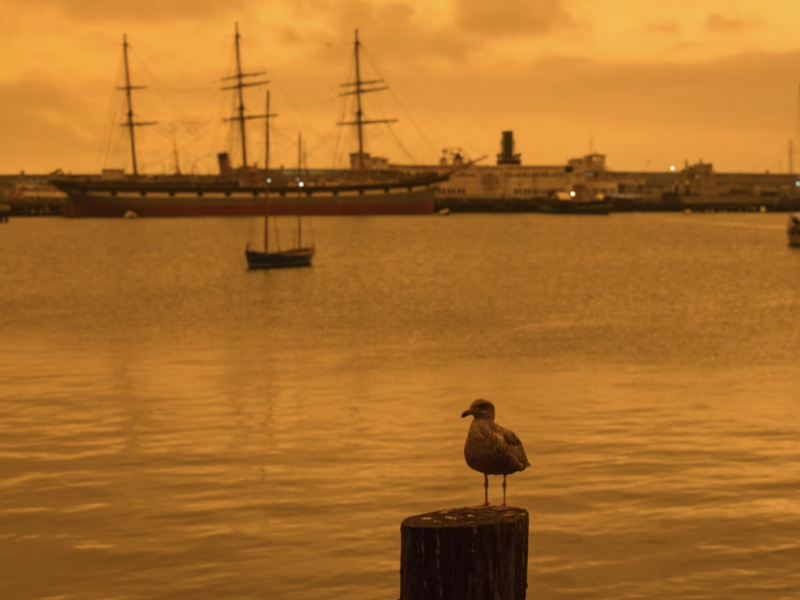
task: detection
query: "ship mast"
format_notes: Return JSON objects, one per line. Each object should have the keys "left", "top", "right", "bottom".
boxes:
{"left": 263, "top": 90, "right": 277, "bottom": 253}
{"left": 120, "top": 34, "right": 157, "bottom": 176}
{"left": 221, "top": 23, "right": 269, "bottom": 169}
{"left": 338, "top": 30, "right": 397, "bottom": 171}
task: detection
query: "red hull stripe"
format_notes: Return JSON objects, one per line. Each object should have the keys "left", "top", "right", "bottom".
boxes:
{"left": 62, "top": 193, "right": 434, "bottom": 217}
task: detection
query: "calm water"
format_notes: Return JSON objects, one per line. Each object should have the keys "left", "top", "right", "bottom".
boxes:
{"left": 1, "top": 213, "right": 799, "bottom": 599}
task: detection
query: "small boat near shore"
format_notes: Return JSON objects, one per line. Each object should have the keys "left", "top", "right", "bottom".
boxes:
{"left": 788, "top": 213, "right": 800, "bottom": 247}
{"left": 538, "top": 186, "right": 611, "bottom": 215}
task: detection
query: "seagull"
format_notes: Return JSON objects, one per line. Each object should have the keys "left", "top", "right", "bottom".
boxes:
{"left": 461, "top": 399, "right": 530, "bottom": 510}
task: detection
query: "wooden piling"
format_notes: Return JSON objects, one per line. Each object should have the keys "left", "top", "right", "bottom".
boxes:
{"left": 400, "top": 506, "right": 529, "bottom": 600}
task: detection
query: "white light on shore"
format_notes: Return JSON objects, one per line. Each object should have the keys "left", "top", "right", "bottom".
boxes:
{"left": 570, "top": 191, "right": 576, "bottom": 198}
{"left": 266, "top": 178, "right": 272, "bottom": 183}
{"left": 670, "top": 165, "right": 676, "bottom": 172}
{"left": 299, "top": 182, "right": 305, "bottom": 188}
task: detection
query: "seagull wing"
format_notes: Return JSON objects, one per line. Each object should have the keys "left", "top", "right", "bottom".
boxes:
{"left": 501, "top": 427, "right": 522, "bottom": 447}
{"left": 499, "top": 425, "right": 531, "bottom": 469}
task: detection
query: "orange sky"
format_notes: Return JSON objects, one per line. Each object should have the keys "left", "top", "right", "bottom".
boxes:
{"left": 2, "top": 0, "right": 800, "bottom": 174}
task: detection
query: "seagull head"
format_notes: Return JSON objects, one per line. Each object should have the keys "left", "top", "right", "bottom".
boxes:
{"left": 461, "top": 399, "right": 495, "bottom": 422}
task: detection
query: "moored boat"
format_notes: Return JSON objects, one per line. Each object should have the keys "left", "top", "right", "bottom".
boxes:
{"left": 788, "top": 213, "right": 800, "bottom": 247}
{"left": 245, "top": 99, "right": 315, "bottom": 270}
{"left": 245, "top": 247, "right": 314, "bottom": 268}
{"left": 537, "top": 186, "right": 611, "bottom": 215}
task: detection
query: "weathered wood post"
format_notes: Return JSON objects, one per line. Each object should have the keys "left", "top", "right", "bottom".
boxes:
{"left": 400, "top": 506, "right": 529, "bottom": 600}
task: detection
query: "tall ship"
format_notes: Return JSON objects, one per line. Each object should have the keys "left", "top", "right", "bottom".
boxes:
{"left": 49, "top": 27, "right": 448, "bottom": 218}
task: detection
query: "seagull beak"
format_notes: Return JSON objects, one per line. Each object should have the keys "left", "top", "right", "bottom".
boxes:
{"left": 461, "top": 409, "right": 472, "bottom": 418}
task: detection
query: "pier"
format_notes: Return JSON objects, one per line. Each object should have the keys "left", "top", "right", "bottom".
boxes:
{"left": 0, "top": 173, "right": 65, "bottom": 216}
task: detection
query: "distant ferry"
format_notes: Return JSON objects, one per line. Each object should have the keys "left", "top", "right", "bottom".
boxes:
{"left": 396, "top": 130, "right": 800, "bottom": 213}
{"left": 393, "top": 131, "right": 614, "bottom": 214}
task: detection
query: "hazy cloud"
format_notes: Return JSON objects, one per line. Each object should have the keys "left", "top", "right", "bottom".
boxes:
{"left": 1, "top": 0, "right": 797, "bottom": 174}
{"left": 4, "top": 48, "right": 800, "bottom": 174}
{"left": 371, "top": 48, "right": 800, "bottom": 171}
{"left": 454, "top": 0, "right": 573, "bottom": 36}
{"left": 0, "top": 78, "right": 100, "bottom": 173}
{"left": 278, "top": 0, "right": 574, "bottom": 69}
{"left": 0, "top": 0, "right": 255, "bottom": 22}
{"left": 645, "top": 19, "right": 680, "bottom": 35}
{"left": 704, "top": 14, "right": 762, "bottom": 34}
{"left": 278, "top": 0, "right": 475, "bottom": 67}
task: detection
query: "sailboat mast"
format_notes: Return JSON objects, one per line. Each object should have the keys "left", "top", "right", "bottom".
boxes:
{"left": 297, "top": 132, "right": 302, "bottom": 247}
{"left": 353, "top": 30, "right": 365, "bottom": 171}
{"left": 265, "top": 90, "right": 271, "bottom": 176}
{"left": 234, "top": 23, "right": 249, "bottom": 168}
{"left": 264, "top": 90, "right": 271, "bottom": 254}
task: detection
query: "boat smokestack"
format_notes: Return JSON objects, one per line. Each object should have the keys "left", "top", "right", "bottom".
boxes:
{"left": 497, "top": 131, "right": 521, "bottom": 165}
{"left": 218, "top": 152, "right": 232, "bottom": 178}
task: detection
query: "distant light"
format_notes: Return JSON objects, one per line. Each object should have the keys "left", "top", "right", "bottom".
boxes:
{"left": 299, "top": 182, "right": 305, "bottom": 188}
{"left": 670, "top": 165, "right": 676, "bottom": 172}
{"left": 266, "top": 177, "right": 272, "bottom": 183}
{"left": 569, "top": 191, "right": 576, "bottom": 198}
{"left": 796, "top": 181, "right": 799, "bottom": 187}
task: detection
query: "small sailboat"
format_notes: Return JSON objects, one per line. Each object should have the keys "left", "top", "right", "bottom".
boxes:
{"left": 788, "top": 213, "right": 800, "bottom": 247}
{"left": 246, "top": 100, "right": 314, "bottom": 269}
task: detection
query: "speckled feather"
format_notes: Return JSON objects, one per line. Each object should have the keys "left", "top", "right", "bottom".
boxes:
{"left": 462, "top": 399, "right": 531, "bottom": 476}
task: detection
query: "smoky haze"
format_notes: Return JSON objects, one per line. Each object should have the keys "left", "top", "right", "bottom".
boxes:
{"left": 0, "top": 0, "right": 798, "bottom": 174}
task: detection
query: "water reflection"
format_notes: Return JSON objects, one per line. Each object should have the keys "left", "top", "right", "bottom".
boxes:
{"left": 1, "top": 214, "right": 799, "bottom": 599}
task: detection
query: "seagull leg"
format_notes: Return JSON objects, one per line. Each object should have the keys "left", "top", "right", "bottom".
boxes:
{"left": 492, "top": 475, "right": 508, "bottom": 511}
{"left": 470, "top": 473, "right": 492, "bottom": 509}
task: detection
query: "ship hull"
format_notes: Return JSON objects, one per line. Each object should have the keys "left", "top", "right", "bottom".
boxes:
{"left": 55, "top": 183, "right": 435, "bottom": 218}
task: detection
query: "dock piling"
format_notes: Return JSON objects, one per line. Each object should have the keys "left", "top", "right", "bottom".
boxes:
{"left": 400, "top": 506, "right": 529, "bottom": 600}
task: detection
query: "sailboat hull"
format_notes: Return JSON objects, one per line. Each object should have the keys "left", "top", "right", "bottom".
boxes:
{"left": 788, "top": 214, "right": 800, "bottom": 247}
{"left": 246, "top": 247, "right": 315, "bottom": 269}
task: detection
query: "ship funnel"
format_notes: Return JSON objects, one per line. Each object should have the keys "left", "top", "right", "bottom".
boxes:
{"left": 218, "top": 152, "right": 232, "bottom": 177}
{"left": 497, "top": 131, "right": 521, "bottom": 165}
